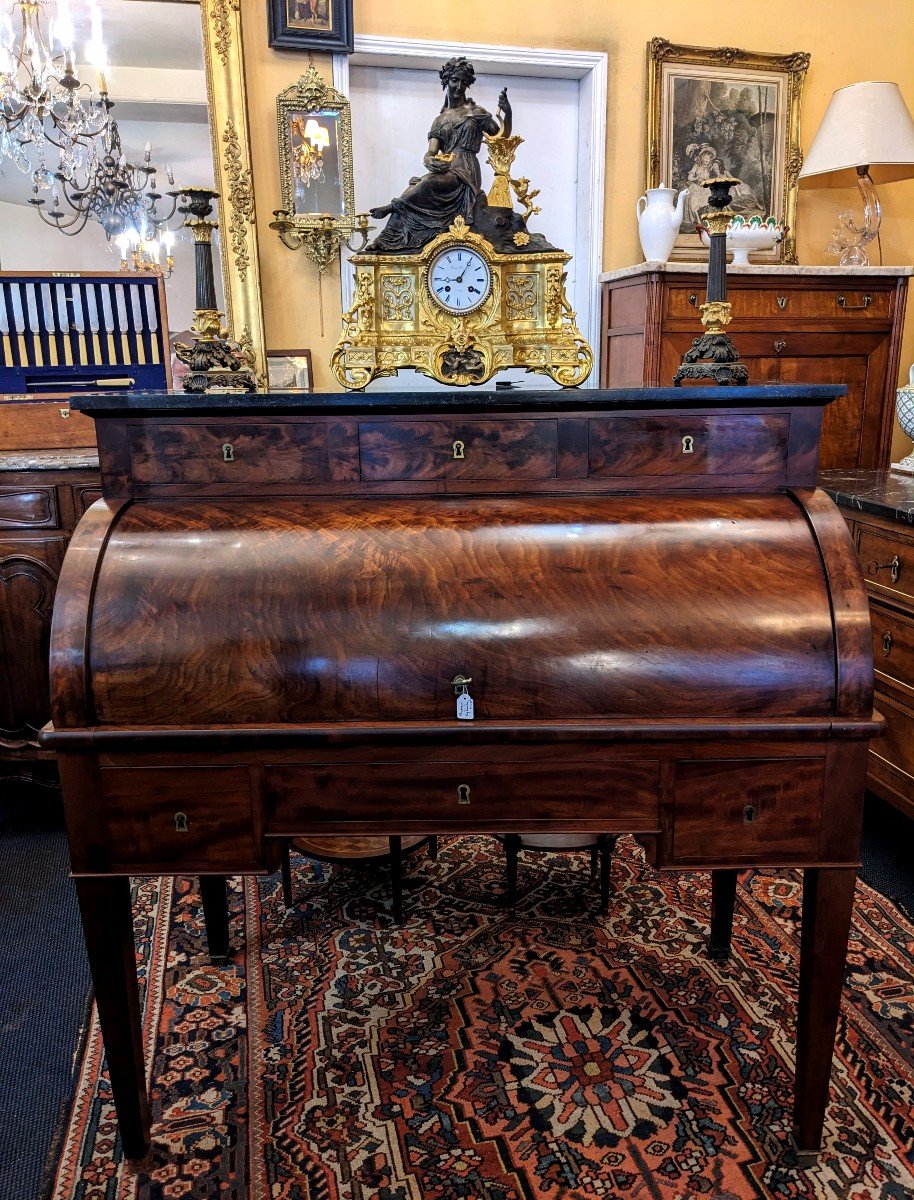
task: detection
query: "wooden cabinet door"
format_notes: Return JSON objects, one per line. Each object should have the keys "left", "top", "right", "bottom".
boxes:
{"left": 769, "top": 333, "right": 888, "bottom": 470}
{"left": 0, "top": 536, "right": 67, "bottom": 749}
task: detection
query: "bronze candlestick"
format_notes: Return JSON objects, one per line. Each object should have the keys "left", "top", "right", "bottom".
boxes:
{"left": 673, "top": 176, "right": 749, "bottom": 387}
{"left": 174, "top": 187, "right": 257, "bottom": 394}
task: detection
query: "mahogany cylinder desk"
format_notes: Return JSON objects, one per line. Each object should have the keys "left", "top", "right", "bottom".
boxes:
{"left": 42, "top": 385, "right": 880, "bottom": 1165}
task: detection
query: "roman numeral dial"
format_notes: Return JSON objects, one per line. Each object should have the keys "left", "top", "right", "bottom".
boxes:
{"left": 427, "top": 246, "right": 492, "bottom": 314}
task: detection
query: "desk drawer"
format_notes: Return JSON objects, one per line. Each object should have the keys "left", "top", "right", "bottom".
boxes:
{"left": 870, "top": 600, "right": 914, "bottom": 699}
{"left": 100, "top": 765, "right": 260, "bottom": 872}
{"left": 857, "top": 525, "right": 914, "bottom": 605}
{"left": 672, "top": 758, "right": 823, "bottom": 864}
{"left": 358, "top": 420, "right": 557, "bottom": 482}
{"left": 588, "top": 414, "right": 788, "bottom": 481}
{"left": 665, "top": 285, "right": 893, "bottom": 323}
{"left": 0, "top": 485, "right": 59, "bottom": 528}
{"left": 128, "top": 422, "right": 331, "bottom": 487}
{"left": 266, "top": 759, "right": 660, "bottom": 833}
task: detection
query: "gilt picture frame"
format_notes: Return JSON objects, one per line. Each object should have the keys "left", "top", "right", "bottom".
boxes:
{"left": 646, "top": 39, "right": 809, "bottom": 263}
{"left": 268, "top": 0, "right": 353, "bottom": 54}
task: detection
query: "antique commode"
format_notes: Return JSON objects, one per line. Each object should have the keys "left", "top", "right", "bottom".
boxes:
{"left": 43, "top": 383, "right": 879, "bottom": 1164}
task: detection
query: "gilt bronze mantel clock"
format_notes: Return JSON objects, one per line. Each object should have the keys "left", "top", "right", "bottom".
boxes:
{"left": 331, "top": 56, "right": 593, "bottom": 389}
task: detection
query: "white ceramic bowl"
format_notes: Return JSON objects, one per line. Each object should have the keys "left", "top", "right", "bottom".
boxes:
{"left": 699, "top": 220, "right": 785, "bottom": 265}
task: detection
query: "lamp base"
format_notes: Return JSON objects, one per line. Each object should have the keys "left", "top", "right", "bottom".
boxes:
{"left": 673, "top": 332, "right": 749, "bottom": 387}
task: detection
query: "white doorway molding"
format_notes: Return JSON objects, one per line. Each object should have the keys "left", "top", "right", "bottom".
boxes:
{"left": 333, "top": 37, "right": 607, "bottom": 386}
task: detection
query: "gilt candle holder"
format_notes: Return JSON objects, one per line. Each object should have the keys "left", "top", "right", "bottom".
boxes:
{"left": 173, "top": 188, "right": 257, "bottom": 394}
{"left": 673, "top": 176, "right": 749, "bottom": 387}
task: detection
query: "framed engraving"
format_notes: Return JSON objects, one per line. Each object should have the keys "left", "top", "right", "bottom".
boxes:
{"left": 266, "top": 350, "right": 314, "bottom": 391}
{"left": 268, "top": 0, "right": 353, "bottom": 54}
{"left": 646, "top": 39, "right": 809, "bottom": 262}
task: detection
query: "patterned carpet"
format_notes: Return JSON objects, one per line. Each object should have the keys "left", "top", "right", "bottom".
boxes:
{"left": 49, "top": 837, "right": 914, "bottom": 1200}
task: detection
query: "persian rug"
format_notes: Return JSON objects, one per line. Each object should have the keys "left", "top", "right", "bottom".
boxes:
{"left": 48, "top": 836, "right": 914, "bottom": 1200}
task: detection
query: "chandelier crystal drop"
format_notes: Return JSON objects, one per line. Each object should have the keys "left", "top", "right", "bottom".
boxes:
{"left": 0, "top": 0, "right": 112, "bottom": 179}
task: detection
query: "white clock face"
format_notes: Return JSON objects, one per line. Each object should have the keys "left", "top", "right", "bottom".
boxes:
{"left": 428, "top": 247, "right": 491, "bottom": 314}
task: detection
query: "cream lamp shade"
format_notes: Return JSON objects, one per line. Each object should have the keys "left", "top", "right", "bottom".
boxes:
{"left": 799, "top": 81, "right": 914, "bottom": 186}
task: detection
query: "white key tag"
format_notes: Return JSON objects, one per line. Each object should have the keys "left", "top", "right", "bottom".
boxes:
{"left": 456, "top": 685, "right": 474, "bottom": 720}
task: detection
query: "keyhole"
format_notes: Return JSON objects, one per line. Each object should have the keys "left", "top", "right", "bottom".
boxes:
{"left": 742, "top": 804, "right": 756, "bottom": 825}
{"left": 457, "top": 783, "right": 471, "bottom": 805}
{"left": 452, "top": 439, "right": 465, "bottom": 460}
{"left": 681, "top": 435, "right": 694, "bottom": 454}
{"left": 174, "top": 811, "right": 189, "bottom": 832}
{"left": 222, "top": 442, "right": 235, "bottom": 462}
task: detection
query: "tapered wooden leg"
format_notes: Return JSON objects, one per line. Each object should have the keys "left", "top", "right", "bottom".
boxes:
{"left": 709, "top": 869, "right": 739, "bottom": 961}
{"left": 74, "top": 877, "right": 150, "bottom": 1161}
{"left": 280, "top": 840, "right": 294, "bottom": 908}
{"left": 390, "top": 836, "right": 404, "bottom": 924}
{"left": 793, "top": 867, "right": 857, "bottom": 1163}
{"left": 199, "top": 875, "right": 230, "bottom": 961}
{"left": 590, "top": 846, "right": 598, "bottom": 878}
{"left": 428, "top": 836, "right": 439, "bottom": 862}
{"left": 504, "top": 835, "right": 521, "bottom": 909}
{"left": 598, "top": 835, "right": 615, "bottom": 915}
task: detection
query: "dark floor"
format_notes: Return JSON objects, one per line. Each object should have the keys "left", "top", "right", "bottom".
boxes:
{"left": 0, "top": 785, "right": 912, "bottom": 1200}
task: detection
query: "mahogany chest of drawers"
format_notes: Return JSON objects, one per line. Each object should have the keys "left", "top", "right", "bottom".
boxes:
{"left": 599, "top": 265, "right": 910, "bottom": 471}
{"left": 821, "top": 469, "right": 914, "bottom": 822}
{"left": 44, "top": 386, "right": 878, "bottom": 1165}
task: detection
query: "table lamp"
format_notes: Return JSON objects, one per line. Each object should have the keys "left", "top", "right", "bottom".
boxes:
{"left": 799, "top": 81, "right": 914, "bottom": 266}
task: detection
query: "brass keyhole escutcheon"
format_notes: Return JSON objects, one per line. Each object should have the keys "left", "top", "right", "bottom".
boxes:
{"left": 883, "top": 632, "right": 893, "bottom": 657}
{"left": 774, "top": 339, "right": 787, "bottom": 355}
{"left": 681, "top": 435, "right": 694, "bottom": 454}
{"left": 776, "top": 295, "right": 788, "bottom": 310}
{"left": 174, "top": 811, "right": 189, "bottom": 832}
{"left": 743, "top": 804, "right": 756, "bottom": 825}
{"left": 867, "top": 555, "right": 901, "bottom": 584}
{"left": 687, "top": 293, "right": 698, "bottom": 308}
{"left": 222, "top": 442, "right": 235, "bottom": 462}
{"left": 59, "top": 407, "right": 70, "bottom": 419}
{"left": 457, "top": 783, "right": 471, "bottom": 805}
{"left": 452, "top": 439, "right": 466, "bottom": 460}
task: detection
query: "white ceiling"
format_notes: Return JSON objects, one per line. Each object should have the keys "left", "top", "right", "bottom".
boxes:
{"left": 0, "top": 0, "right": 213, "bottom": 206}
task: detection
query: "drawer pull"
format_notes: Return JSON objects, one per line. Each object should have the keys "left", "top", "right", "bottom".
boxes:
{"left": 457, "top": 783, "right": 471, "bottom": 805}
{"left": 837, "top": 293, "right": 872, "bottom": 310}
{"left": 174, "top": 811, "right": 189, "bottom": 832}
{"left": 867, "top": 554, "right": 901, "bottom": 584}
{"left": 452, "top": 439, "right": 466, "bottom": 460}
{"left": 687, "top": 293, "right": 698, "bottom": 308}
{"left": 681, "top": 434, "right": 694, "bottom": 454}
{"left": 774, "top": 339, "right": 787, "bottom": 355}
{"left": 743, "top": 804, "right": 757, "bottom": 825}
{"left": 222, "top": 442, "right": 235, "bottom": 463}
{"left": 776, "top": 295, "right": 789, "bottom": 310}
{"left": 883, "top": 631, "right": 893, "bottom": 657}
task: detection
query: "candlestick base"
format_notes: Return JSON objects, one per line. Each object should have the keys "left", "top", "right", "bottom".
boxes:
{"left": 673, "top": 332, "right": 749, "bottom": 387}
{"left": 175, "top": 308, "right": 257, "bottom": 394}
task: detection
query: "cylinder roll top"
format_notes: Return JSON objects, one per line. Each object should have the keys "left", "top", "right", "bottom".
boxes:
{"left": 59, "top": 493, "right": 842, "bottom": 728}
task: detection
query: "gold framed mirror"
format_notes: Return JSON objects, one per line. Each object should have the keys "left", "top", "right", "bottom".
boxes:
{"left": 275, "top": 66, "right": 355, "bottom": 228}
{"left": 199, "top": 0, "right": 267, "bottom": 380}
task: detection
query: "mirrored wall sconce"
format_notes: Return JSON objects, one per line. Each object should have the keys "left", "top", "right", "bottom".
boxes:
{"left": 272, "top": 66, "right": 371, "bottom": 275}
{"left": 269, "top": 210, "right": 372, "bottom": 274}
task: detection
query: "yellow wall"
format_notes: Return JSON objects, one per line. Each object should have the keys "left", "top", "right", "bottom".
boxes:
{"left": 242, "top": 0, "right": 914, "bottom": 444}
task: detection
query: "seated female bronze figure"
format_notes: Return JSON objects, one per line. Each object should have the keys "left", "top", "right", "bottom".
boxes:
{"left": 366, "top": 56, "right": 512, "bottom": 254}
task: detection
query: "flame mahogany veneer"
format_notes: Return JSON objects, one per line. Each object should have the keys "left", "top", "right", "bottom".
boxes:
{"left": 42, "top": 385, "right": 880, "bottom": 1166}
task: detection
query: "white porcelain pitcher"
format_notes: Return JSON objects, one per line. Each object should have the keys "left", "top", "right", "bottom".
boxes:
{"left": 636, "top": 183, "right": 688, "bottom": 263}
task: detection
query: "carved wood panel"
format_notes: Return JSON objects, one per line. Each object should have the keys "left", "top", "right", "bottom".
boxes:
{"left": 0, "top": 541, "right": 66, "bottom": 749}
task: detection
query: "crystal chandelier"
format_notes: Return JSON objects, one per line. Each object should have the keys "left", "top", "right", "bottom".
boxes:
{"left": 29, "top": 112, "right": 182, "bottom": 252}
{"left": 0, "top": 0, "right": 111, "bottom": 180}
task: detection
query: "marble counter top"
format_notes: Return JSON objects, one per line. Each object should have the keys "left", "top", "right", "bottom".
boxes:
{"left": 819, "top": 469, "right": 914, "bottom": 525}
{"left": 600, "top": 262, "right": 914, "bottom": 283}
{"left": 0, "top": 448, "right": 99, "bottom": 471}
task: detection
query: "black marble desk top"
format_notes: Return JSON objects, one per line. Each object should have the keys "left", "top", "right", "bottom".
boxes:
{"left": 819, "top": 469, "right": 914, "bottom": 526}
{"left": 69, "top": 384, "right": 846, "bottom": 417}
